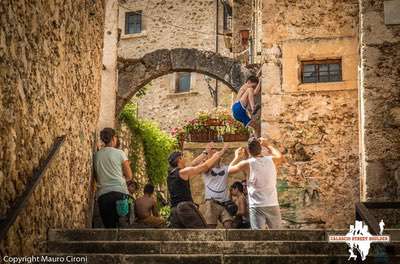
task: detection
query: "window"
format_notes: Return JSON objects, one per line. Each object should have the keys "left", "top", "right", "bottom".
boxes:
{"left": 223, "top": 3, "right": 232, "bottom": 31}
{"left": 125, "top": 11, "right": 142, "bottom": 34}
{"left": 301, "top": 59, "right": 342, "bottom": 83}
{"left": 175, "top": 72, "right": 191, "bottom": 93}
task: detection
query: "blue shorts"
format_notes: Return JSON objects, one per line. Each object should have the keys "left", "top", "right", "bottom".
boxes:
{"left": 232, "top": 101, "right": 251, "bottom": 127}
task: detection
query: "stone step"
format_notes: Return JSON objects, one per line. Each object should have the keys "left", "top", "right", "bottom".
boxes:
{"left": 48, "top": 228, "right": 400, "bottom": 242}
{"left": 48, "top": 229, "right": 329, "bottom": 242}
{"left": 46, "top": 241, "right": 399, "bottom": 255}
{"left": 38, "top": 254, "right": 400, "bottom": 264}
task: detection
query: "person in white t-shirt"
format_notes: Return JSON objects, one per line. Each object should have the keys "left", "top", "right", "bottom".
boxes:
{"left": 192, "top": 143, "right": 233, "bottom": 228}
{"left": 228, "top": 137, "right": 284, "bottom": 229}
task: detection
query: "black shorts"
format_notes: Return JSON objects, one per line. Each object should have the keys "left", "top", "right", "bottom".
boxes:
{"left": 169, "top": 201, "right": 207, "bottom": 228}
{"left": 98, "top": 191, "right": 126, "bottom": 228}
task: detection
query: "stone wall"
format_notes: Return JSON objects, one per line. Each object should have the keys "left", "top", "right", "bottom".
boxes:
{"left": 114, "top": 0, "right": 234, "bottom": 131}
{"left": 359, "top": 0, "right": 400, "bottom": 201}
{"left": 260, "top": 0, "right": 360, "bottom": 228}
{"left": 136, "top": 74, "right": 233, "bottom": 132}
{"left": 0, "top": 0, "right": 104, "bottom": 255}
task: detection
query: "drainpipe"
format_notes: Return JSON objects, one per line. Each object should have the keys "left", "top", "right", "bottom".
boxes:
{"left": 214, "top": 0, "right": 219, "bottom": 107}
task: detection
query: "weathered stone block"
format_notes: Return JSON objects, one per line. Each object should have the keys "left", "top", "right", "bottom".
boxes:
{"left": 142, "top": 49, "right": 172, "bottom": 76}
{"left": 170, "top": 48, "right": 198, "bottom": 71}
{"left": 48, "top": 229, "right": 118, "bottom": 242}
{"left": 118, "top": 62, "right": 147, "bottom": 98}
{"left": 194, "top": 50, "right": 235, "bottom": 83}
{"left": 385, "top": 107, "right": 400, "bottom": 127}
{"left": 118, "top": 229, "right": 225, "bottom": 241}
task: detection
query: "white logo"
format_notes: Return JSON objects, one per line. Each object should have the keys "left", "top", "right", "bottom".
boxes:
{"left": 328, "top": 220, "right": 390, "bottom": 261}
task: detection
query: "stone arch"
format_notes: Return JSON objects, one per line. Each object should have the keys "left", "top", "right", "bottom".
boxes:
{"left": 117, "top": 48, "right": 259, "bottom": 112}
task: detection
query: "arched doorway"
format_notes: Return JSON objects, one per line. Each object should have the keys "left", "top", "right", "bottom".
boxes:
{"left": 116, "top": 48, "right": 260, "bottom": 113}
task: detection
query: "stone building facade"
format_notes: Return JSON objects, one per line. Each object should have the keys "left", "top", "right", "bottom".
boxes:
{"left": 0, "top": 0, "right": 105, "bottom": 255}
{"left": 1, "top": 2, "right": 399, "bottom": 258}
{"left": 359, "top": 0, "right": 400, "bottom": 201}
{"left": 252, "top": 0, "right": 361, "bottom": 227}
{"left": 112, "top": 0, "right": 236, "bottom": 132}
{"left": 106, "top": 0, "right": 399, "bottom": 228}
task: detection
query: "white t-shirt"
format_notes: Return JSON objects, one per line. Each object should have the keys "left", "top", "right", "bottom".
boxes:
{"left": 202, "top": 165, "right": 229, "bottom": 202}
{"left": 247, "top": 156, "right": 279, "bottom": 207}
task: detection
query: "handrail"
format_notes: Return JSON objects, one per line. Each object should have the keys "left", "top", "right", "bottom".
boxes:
{"left": 355, "top": 201, "right": 399, "bottom": 257}
{"left": 355, "top": 202, "right": 380, "bottom": 235}
{"left": 355, "top": 201, "right": 400, "bottom": 235}
{"left": 0, "top": 136, "right": 66, "bottom": 241}
{"left": 363, "top": 202, "right": 400, "bottom": 209}
{"left": 86, "top": 131, "right": 98, "bottom": 228}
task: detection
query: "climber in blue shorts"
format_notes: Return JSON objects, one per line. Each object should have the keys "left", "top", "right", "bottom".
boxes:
{"left": 231, "top": 75, "right": 261, "bottom": 130}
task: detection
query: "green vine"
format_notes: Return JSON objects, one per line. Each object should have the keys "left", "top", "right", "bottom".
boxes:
{"left": 119, "top": 103, "right": 177, "bottom": 185}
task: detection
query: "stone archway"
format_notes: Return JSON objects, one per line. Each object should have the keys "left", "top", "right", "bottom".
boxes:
{"left": 117, "top": 48, "right": 259, "bottom": 112}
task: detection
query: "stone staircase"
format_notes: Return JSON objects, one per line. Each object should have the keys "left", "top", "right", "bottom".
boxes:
{"left": 43, "top": 229, "right": 400, "bottom": 264}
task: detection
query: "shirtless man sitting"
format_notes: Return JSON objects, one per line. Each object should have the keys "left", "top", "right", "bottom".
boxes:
{"left": 135, "top": 183, "right": 165, "bottom": 228}
{"left": 230, "top": 181, "right": 250, "bottom": 228}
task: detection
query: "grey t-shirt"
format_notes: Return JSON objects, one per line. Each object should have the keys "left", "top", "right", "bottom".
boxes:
{"left": 95, "top": 147, "right": 129, "bottom": 197}
{"left": 202, "top": 165, "right": 229, "bottom": 202}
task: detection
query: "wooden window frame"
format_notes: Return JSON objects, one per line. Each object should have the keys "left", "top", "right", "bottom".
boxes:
{"left": 125, "top": 11, "right": 142, "bottom": 35}
{"left": 175, "top": 72, "right": 191, "bottom": 93}
{"left": 301, "top": 59, "right": 342, "bottom": 84}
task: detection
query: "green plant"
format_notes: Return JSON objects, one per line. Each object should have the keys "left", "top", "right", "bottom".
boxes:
{"left": 140, "top": 120, "right": 177, "bottom": 184}
{"left": 119, "top": 103, "right": 142, "bottom": 174}
{"left": 159, "top": 205, "right": 171, "bottom": 220}
{"left": 120, "top": 103, "right": 178, "bottom": 185}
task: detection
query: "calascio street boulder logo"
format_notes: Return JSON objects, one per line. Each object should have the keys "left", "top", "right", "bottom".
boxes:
{"left": 328, "top": 220, "right": 390, "bottom": 261}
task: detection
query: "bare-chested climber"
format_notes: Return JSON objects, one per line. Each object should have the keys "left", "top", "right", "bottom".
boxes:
{"left": 231, "top": 70, "right": 262, "bottom": 136}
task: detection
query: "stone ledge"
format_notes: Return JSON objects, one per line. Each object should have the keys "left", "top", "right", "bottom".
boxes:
{"left": 120, "top": 31, "right": 148, "bottom": 40}
{"left": 184, "top": 141, "right": 248, "bottom": 149}
{"left": 166, "top": 91, "right": 199, "bottom": 98}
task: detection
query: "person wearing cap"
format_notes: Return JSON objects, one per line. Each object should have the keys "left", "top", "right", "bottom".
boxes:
{"left": 227, "top": 137, "right": 283, "bottom": 230}
{"left": 167, "top": 144, "right": 227, "bottom": 228}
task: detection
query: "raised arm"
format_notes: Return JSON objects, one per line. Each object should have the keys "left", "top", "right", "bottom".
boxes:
{"left": 180, "top": 145, "right": 227, "bottom": 180}
{"left": 254, "top": 80, "right": 261, "bottom": 95}
{"left": 259, "top": 138, "right": 284, "bottom": 166}
{"left": 191, "top": 142, "right": 213, "bottom": 166}
{"left": 228, "top": 147, "right": 249, "bottom": 175}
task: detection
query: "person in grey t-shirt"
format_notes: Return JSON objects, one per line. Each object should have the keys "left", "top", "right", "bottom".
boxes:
{"left": 95, "top": 127, "right": 133, "bottom": 228}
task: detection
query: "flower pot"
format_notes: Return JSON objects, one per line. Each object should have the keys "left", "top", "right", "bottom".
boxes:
{"left": 189, "top": 132, "right": 210, "bottom": 142}
{"left": 222, "top": 133, "right": 236, "bottom": 142}
{"left": 235, "top": 133, "right": 250, "bottom": 141}
{"left": 223, "top": 133, "right": 249, "bottom": 142}
{"left": 208, "top": 130, "right": 219, "bottom": 142}
{"left": 204, "top": 119, "right": 223, "bottom": 126}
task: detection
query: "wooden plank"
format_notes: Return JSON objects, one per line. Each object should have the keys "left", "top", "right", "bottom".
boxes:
{"left": 0, "top": 136, "right": 66, "bottom": 241}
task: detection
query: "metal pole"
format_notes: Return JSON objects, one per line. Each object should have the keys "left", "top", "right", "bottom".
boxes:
{"left": 215, "top": 0, "right": 219, "bottom": 107}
